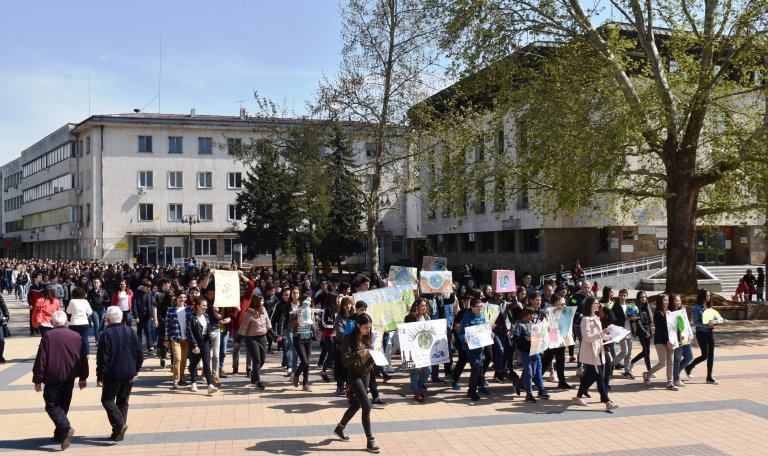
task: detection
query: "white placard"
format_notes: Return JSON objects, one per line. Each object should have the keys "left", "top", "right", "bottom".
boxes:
{"left": 464, "top": 322, "right": 494, "bottom": 349}
{"left": 369, "top": 350, "right": 389, "bottom": 367}
{"left": 605, "top": 325, "right": 631, "bottom": 344}
{"left": 609, "top": 238, "right": 619, "bottom": 249}
{"left": 621, "top": 244, "right": 634, "bottom": 253}
{"left": 655, "top": 227, "right": 668, "bottom": 239}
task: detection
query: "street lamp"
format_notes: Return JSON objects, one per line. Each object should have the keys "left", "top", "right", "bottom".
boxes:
{"left": 181, "top": 214, "right": 200, "bottom": 259}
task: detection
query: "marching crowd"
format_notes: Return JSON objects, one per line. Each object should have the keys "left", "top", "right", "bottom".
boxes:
{"left": 0, "top": 258, "right": 723, "bottom": 453}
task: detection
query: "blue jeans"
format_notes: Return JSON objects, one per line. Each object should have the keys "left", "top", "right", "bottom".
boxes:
{"left": 91, "top": 308, "right": 105, "bottom": 342}
{"left": 122, "top": 311, "right": 133, "bottom": 327}
{"left": 219, "top": 332, "right": 229, "bottom": 370}
{"left": 492, "top": 333, "right": 505, "bottom": 373}
{"left": 136, "top": 318, "right": 154, "bottom": 351}
{"left": 519, "top": 350, "right": 545, "bottom": 394}
{"left": 409, "top": 365, "right": 431, "bottom": 393}
{"left": 467, "top": 347, "right": 483, "bottom": 394}
{"left": 282, "top": 330, "right": 298, "bottom": 371}
{"left": 673, "top": 344, "right": 694, "bottom": 381}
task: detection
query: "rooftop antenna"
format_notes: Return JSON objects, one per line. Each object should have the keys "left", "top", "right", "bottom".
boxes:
{"left": 234, "top": 99, "right": 248, "bottom": 109}
{"left": 88, "top": 72, "right": 91, "bottom": 116}
{"left": 158, "top": 34, "right": 162, "bottom": 113}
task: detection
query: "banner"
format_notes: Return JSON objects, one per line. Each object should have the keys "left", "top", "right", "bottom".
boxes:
{"left": 667, "top": 309, "right": 694, "bottom": 348}
{"left": 702, "top": 308, "right": 726, "bottom": 325}
{"left": 353, "top": 285, "right": 413, "bottom": 332}
{"left": 529, "top": 321, "right": 550, "bottom": 355}
{"left": 605, "top": 324, "right": 631, "bottom": 344}
{"left": 422, "top": 256, "right": 447, "bottom": 271}
{"left": 546, "top": 306, "right": 576, "bottom": 348}
{"left": 214, "top": 270, "right": 240, "bottom": 308}
{"left": 419, "top": 270, "right": 453, "bottom": 294}
{"left": 492, "top": 270, "right": 516, "bottom": 293}
{"left": 397, "top": 319, "right": 450, "bottom": 369}
{"left": 465, "top": 322, "right": 494, "bottom": 349}
{"left": 387, "top": 266, "right": 418, "bottom": 289}
{"left": 481, "top": 303, "right": 500, "bottom": 325}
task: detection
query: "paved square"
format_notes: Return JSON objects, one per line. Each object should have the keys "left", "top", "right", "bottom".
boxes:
{"left": 1, "top": 295, "right": 766, "bottom": 455}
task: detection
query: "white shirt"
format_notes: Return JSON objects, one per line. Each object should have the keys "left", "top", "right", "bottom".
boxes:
{"left": 177, "top": 307, "right": 188, "bottom": 339}
{"left": 196, "top": 313, "right": 208, "bottom": 332}
{"left": 66, "top": 299, "right": 93, "bottom": 326}
{"left": 117, "top": 291, "right": 130, "bottom": 311}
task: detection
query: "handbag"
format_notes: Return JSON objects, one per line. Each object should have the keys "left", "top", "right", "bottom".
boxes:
{"left": 2, "top": 324, "right": 10, "bottom": 338}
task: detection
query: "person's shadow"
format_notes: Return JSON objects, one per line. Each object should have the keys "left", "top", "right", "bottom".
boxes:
{"left": 247, "top": 438, "right": 360, "bottom": 454}
{"left": 0, "top": 436, "right": 114, "bottom": 452}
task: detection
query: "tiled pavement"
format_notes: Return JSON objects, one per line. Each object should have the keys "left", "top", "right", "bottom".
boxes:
{"left": 1, "top": 294, "right": 767, "bottom": 455}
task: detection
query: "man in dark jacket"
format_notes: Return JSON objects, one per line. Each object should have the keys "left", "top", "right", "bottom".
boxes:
{"left": 133, "top": 279, "right": 155, "bottom": 353}
{"left": 32, "top": 310, "right": 89, "bottom": 450}
{"left": 97, "top": 306, "right": 144, "bottom": 442}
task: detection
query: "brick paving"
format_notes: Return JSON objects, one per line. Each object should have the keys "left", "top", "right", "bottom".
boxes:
{"left": 1, "top": 294, "right": 767, "bottom": 455}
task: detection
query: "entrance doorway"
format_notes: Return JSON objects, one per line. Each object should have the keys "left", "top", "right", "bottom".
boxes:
{"left": 137, "top": 237, "right": 158, "bottom": 264}
{"left": 696, "top": 228, "right": 726, "bottom": 265}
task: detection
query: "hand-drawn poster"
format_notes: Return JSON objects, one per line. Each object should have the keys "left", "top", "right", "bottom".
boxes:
{"left": 353, "top": 285, "right": 413, "bottom": 332}
{"left": 666, "top": 309, "right": 694, "bottom": 348}
{"left": 605, "top": 324, "right": 631, "bottom": 344}
{"left": 481, "top": 303, "right": 500, "bottom": 326}
{"left": 529, "top": 321, "right": 550, "bottom": 355}
{"left": 419, "top": 271, "right": 453, "bottom": 294}
{"left": 465, "top": 322, "right": 494, "bottom": 349}
{"left": 387, "top": 266, "right": 418, "bottom": 290}
{"left": 397, "top": 319, "right": 450, "bottom": 369}
{"left": 546, "top": 306, "right": 576, "bottom": 348}
{"left": 492, "top": 270, "right": 516, "bottom": 293}
{"left": 369, "top": 349, "right": 390, "bottom": 367}
{"left": 214, "top": 270, "right": 240, "bottom": 307}
{"left": 702, "top": 308, "right": 726, "bottom": 325}
{"left": 422, "top": 256, "right": 448, "bottom": 271}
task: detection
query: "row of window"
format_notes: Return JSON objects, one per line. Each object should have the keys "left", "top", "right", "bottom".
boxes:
{"left": 428, "top": 229, "right": 541, "bottom": 254}
{"left": 138, "top": 203, "right": 242, "bottom": 222}
{"left": 22, "top": 143, "right": 73, "bottom": 178}
{"left": 23, "top": 174, "right": 75, "bottom": 203}
{"left": 3, "top": 195, "right": 22, "bottom": 213}
{"left": 3, "top": 171, "right": 21, "bottom": 191}
{"left": 137, "top": 136, "right": 242, "bottom": 155}
{"left": 137, "top": 171, "right": 242, "bottom": 190}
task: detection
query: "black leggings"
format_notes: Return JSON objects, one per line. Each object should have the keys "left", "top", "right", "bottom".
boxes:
{"left": 294, "top": 340, "right": 312, "bottom": 385}
{"left": 542, "top": 346, "right": 566, "bottom": 383}
{"left": 631, "top": 335, "right": 652, "bottom": 371}
{"left": 244, "top": 335, "right": 267, "bottom": 383}
{"left": 188, "top": 339, "right": 212, "bottom": 385}
{"left": 688, "top": 330, "right": 715, "bottom": 379}
{"left": 340, "top": 373, "right": 372, "bottom": 438}
{"left": 334, "top": 342, "right": 347, "bottom": 388}
{"left": 452, "top": 334, "right": 468, "bottom": 383}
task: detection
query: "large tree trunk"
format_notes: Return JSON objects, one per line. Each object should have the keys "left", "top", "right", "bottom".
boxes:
{"left": 366, "top": 202, "right": 379, "bottom": 276}
{"left": 664, "top": 181, "right": 700, "bottom": 294}
{"left": 271, "top": 249, "right": 278, "bottom": 272}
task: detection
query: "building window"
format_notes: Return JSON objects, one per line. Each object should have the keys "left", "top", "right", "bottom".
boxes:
{"left": 224, "top": 239, "right": 234, "bottom": 256}
{"left": 168, "top": 136, "right": 183, "bottom": 154}
{"left": 501, "top": 230, "right": 516, "bottom": 252}
{"left": 168, "top": 204, "right": 183, "bottom": 221}
{"left": 86, "top": 137, "right": 91, "bottom": 155}
{"left": 598, "top": 227, "right": 610, "bottom": 252}
{"left": 521, "top": 229, "right": 540, "bottom": 253}
{"left": 138, "top": 171, "right": 153, "bottom": 189}
{"left": 464, "top": 233, "right": 476, "bottom": 252}
{"left": 227, "top": 172, "right": 242, "bottom": 189}
{"left": 227, "top": 204, "right": 241, "bottom": 221}
{"left": 479, "top": 231, "right": 494, "bottom": 253}
{"left": 168, "top": 171, "right": 182, "bottom": 189}
{"left": 391, "top": 236, "right": 403, "bottom": 254}
{"left": 227, "top": 138, "right": 242, "bottom": 155}
{"left": 365, "top": 142, "right": 376, "bottom": 157}
{"left": 197, "top": 172, "right": 212, "bottom": 189}
{"left": 194, "top": 238, "right": 217, "bottom": 256}
{"left": 138, "top": 136, "right": 153, "bottom": 153}
{"left": 365, "top": 174, "right": 374, "bottom": 191}
{"left": 198, "top": 137, "right": 213, "bottom": 155}
{"left": 139, "top": 203, "right": 154, "bottom": 221}
{"left": 198, "top": 204, "right": 213, "bottom": 221}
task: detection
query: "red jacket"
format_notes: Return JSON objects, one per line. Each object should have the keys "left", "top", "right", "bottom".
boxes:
{"left": 32, "top": 298, "right": 61, "bottom": 328}
{"left": 236, "top": 279, "right": 255, "bottom": 329}
{"left": 111, "top": 289, "right": 134, "bottom": 311}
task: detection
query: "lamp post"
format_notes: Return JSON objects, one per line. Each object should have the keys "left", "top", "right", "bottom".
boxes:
{"left": 181, "top": 214, "right": 200, "bottom": 259}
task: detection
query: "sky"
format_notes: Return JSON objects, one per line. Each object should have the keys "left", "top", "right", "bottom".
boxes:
{"left": 0, "top": 0, "right": 343, "bottom": 163}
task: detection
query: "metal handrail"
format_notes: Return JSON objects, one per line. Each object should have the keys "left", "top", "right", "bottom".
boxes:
{"left": 540, "top": 255, "right": 667, "bottom": 285}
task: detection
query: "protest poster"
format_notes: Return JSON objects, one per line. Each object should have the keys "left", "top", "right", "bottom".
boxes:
{"left": 444, "top": 303, "right": 454, "bottom": 330}
{"left": 605, "top": 324, "right": 631, "bottom": 344}
{"left": 529, "top": 321, "right": 550, "bottom": 355}
{"left": 481, "top": 303, "right": 500, "bottom": 325}
{"left": 353, "top": 285, "right": 413, "bottom": 332}
{"left": 422, "top": 256, "right": 448, "bottom": 271}
{"left": 419, "top": 271, "right": 453, "bottom": 294}
{"left": 546, "top": 306, "right": 576, "bottom": 348}
{"left": 397, "top": 319, "right": 450, "bottom": 369}
{"left": 213, "top": 270, "right": 240, "bottom": 307}
{"left": 492, "top": 270, "right": 516, "bottom": 293}
{"left": 387, "top": 266, "right": 418, "bottom": 289}
{"left": 465, "top": 322, "right": 494, "bottom": 349}
{"left": 667, "top": 309, "right": 694, "bottom": 348}
{"left": 369, "top": 349, "right": 390, "bottom": 367}
{"left": 702, "top": 308, "right": 727, "bottom": 325}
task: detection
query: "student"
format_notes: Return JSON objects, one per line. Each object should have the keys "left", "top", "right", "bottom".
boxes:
{"left": 514, "top": 307, "right": 549, "bottom": 403}
{"left": 669, "top": 294, "right": 693, "bottom": 387}
{"left": 643, "top": 294, "right": 678, "bottom": 391}
{"left": 333, "top": 297, "right": 354, "bottom": 395}
{"left": 630, "top": 291, "right": 652, "bottom": 373}
{"left": 235, "top": 295, "right": 273, "bottom": 389}
{"left": 541, "top": 296, "right": 573, "bottom": 389}
{"left": 572, "top": 297, "right": 618, "bottom": 411}
{"left": 450, "top": 295, "right": 472, "bottom": 390}
{"left": 334, "top": 313, "right": 380, "bottom": 454}
{"left": 685, "top": 289, "right": 719, "bottom": 384}
{"left": 187, "top": 297, "right": 218, "bottom": 394}
{"left": 459, "top": 297, "right": 488, "bottom": 401}
{"left": 404, "top": 298, "right": 431, "bottom": 402}
{"left": 613, "top": 289, "right": 634, "bottom": 379}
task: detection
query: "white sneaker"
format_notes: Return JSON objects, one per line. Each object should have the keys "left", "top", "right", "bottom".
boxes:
{"left": 190, "top": 382, "right": 198, "bottom": 392}
{"left": 605, "top": 401, "right": 619, "bottom": 411}
{"left": 207, "top": 384, "right": 218, "bottom": 394}
{"left": 172, "top": 382, "right": 179, "bottom": 390}
{"left": 572, "top": 397, "right": 588, "bottom": 407}
{"left": 674, "top": 380, "right": 686, "bottom": 387}
{"left": 666, "top": 383, "right": 679, "bottom": 391}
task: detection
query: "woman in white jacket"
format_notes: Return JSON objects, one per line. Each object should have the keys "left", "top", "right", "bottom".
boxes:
{"left": 66, "top": 287, "right": 93, "bottom": 356}
{"left": 572, "top": 296, "right": 619, "bottom": 411}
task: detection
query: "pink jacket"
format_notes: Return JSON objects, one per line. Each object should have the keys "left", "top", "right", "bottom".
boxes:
{"left": 238, "top": 308, "right": 272, "bottom": 337}
{"left": 578, "top": 315, "right": 611, "bottom": 366}
{"left": 32, "top": 298, "right": 61, "bottom": 328}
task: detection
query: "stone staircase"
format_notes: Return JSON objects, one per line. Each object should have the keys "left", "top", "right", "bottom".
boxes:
{"left": 702, "top": 265, "right": 763, "bottom": 293}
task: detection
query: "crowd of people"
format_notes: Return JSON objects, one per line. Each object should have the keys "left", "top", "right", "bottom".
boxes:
{"left": 0, "top": 257, "right": 726, "bottom": 453}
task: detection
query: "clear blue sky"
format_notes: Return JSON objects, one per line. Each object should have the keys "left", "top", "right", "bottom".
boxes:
{"left": 0, "top": 0, "right": 343, "bottom": 163}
